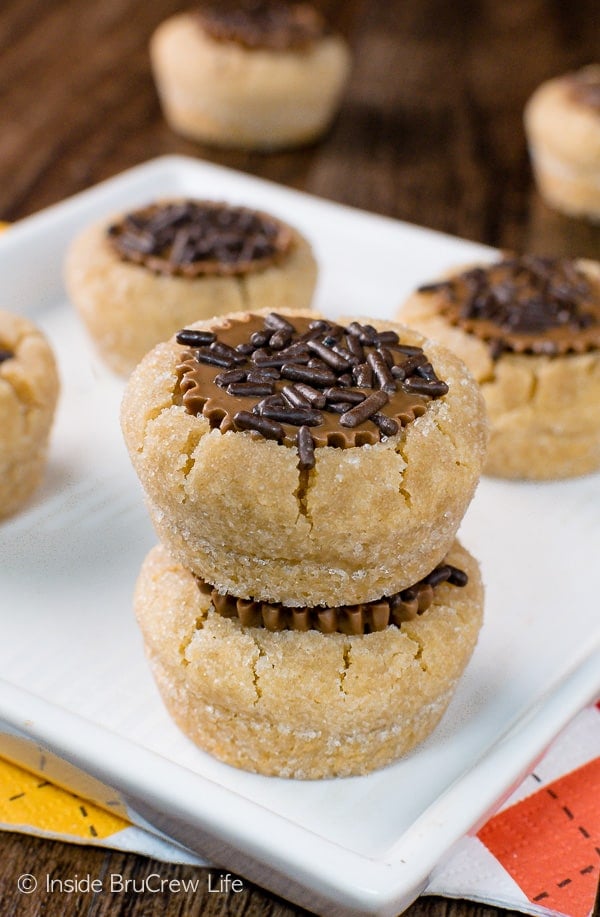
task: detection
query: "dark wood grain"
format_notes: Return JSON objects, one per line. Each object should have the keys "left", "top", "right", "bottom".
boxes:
{"left": 0, "top": 0, "right": 599, "bottom": 915}
{"left": 0, "top": 833, "right": 520, "bottom": 917}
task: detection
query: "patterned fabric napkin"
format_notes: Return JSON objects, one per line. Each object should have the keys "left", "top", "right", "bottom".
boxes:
{"left": 1, "top": 702, "right": 598, "bottom": 915}
{"left": 426, "top": 701, "right": 600, "bottom": 917}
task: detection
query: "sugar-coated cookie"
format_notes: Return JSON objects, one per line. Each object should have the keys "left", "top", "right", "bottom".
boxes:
{"left": 398, "top": 254, "right": 600, "bottom": 479}
{"left": 150, "top": 2, "right": 351, "bottom": 150}
{"left": 65, "top": 200, "right": 317, "bottom": 375}
{"left": 524, "top": 65, "right": 600, "bottom": 221}
{"left": 134, "top": 539, "right": 483, "bottom": 778}
{"left": 121, "top": 310, "right": 487, "bottom": 606}
{"left": 0, "top": 310, "right": 59, "bottom": 518}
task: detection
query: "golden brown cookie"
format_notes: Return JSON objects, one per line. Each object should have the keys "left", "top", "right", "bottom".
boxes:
{"left": 64, "top": 200, "right": 317, "bottom": 375}
{"left": 121, "top": 310, "right": 487, "bottom": 606}
{"left": 150, "top": 3, "right": 351, "bottom": 150}
{"left": 524, "top": 65, "right": 600, "bottom": 221}
{"left": 0, "top": 310, "right": 60, "bottom": 518}
{"left": 398, "top": 254, "right": 600, "bottom": 479}
{"left": 134, "top": 539, "right": 483, "bottom": 778}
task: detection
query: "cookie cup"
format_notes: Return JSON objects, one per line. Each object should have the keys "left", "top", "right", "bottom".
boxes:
{"left": 121, "top": 310, "right": 487, "bottom": 606}
{"left": 524, "top": 68, "right": 600, "bottom": 221}
{"left": 399, "top": 263, "right": 600, "bottom": 480}
{"left": 150, "top": 12, "right": 351, "bottom": 150}
{"left": 65, "top": 216, "right": 317, "bottom": 375}
{"left": 134, "top": 540, "right": 483, "bottom": 779}
{"left": 0, "top": 310, "right": 60, "bottom": 518}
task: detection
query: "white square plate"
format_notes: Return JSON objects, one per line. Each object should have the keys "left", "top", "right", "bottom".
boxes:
{"left": 0, "top": 156, "right": 598, "bottom": 917}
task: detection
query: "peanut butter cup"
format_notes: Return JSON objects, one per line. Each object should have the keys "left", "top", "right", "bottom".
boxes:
{"left": 107, "top": 201, "right": 293, "bottom": 278}
{"left": 202, "top": 557, "right": 469, "bottom": 634}
{"left": 420, "top": 255, "right": 600, "bottom": 359}
{"left": 174, "top": 313, "right": 450, "bottom": 465}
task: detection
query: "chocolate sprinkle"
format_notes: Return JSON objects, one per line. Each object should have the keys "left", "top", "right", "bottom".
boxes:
{"left": 280, "top": 363, "right": 337, "bottom": 386}
{"left": 403, "top": 378, "right": 449, "bottom": 397}
{"left": 340, "top": 391, "right": 389, "bottom": 427}
{"left": 107, "top": 200, "right": 293, "bottom": 277}
{"left": 372, "top": 412, "right": 399, "bottom": 436}
{"left": 227, "top": 381, "right": 275, "bottom": 397}
{"left": 202, "top": 557, "right": 469, "bottom": 634}
{"left": 176, "top": 313, "right": 449, "bottom": 457}
{"left": 296, "top": 425, "right": 315, "bottom": 470}
{"left": 367, "top": 350, "right": 396, "bottom": 394}
{"left": 233, "top": 410, "right": 283, "bottom": 440}
{"left": 215, "top": 369, "right": 247, "bottom": 387}
{"left": 260, "top": 404, "right": 323, "bottom": 426}
{"left": 418, "top": 255, "right": 600, "bottom": 358}
{"left": 293, "top": 383, "right": 326, "bottom": 408}
{"left": 175, "top": 329, "right": 216, "bottom": 346}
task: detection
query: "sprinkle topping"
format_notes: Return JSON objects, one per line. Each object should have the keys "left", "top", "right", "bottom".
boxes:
{"left": 199, "top": 559, "right": 469, "bottom": 634}
{"left": 196, "top": 1, "right": 327, "bottom": 51}
{"left": 175, "top": 313, "right": 449, "bottom": 467}
{"left": 418, "top": 255, "right": 600, "bottom": 359}
{"left": 107, "top": 200, "right": 293, "bottom": 277}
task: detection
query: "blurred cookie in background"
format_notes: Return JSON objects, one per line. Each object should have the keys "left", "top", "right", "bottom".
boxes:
{"left": 525, "top": 65, "right": 600, "bottom": 222}
{"left": 150, "top": 1, "right": 352, "bottom": 150}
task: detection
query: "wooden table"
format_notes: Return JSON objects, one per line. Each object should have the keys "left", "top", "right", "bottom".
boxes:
{"left": 1, "top": 0, "right": 598, "bottom": 914}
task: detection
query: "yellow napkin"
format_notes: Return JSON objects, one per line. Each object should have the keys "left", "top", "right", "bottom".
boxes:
{"left": 0, "top": 756, "right": 129, "bottom": 842}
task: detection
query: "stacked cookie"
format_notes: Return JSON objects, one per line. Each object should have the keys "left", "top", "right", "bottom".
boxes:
{"left": 122, "top": 309, "right": 488, "bottom": 778}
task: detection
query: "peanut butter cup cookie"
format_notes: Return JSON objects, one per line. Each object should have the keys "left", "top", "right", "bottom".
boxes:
{"left": 0, "top": 310, "right": 59, "bottom": 518}
{"left": 65, "top": 200, "right": 317, "bottom": 374}
{"left": 121, "top": 310, "right": 487, "bottom": 606}
{"left": 525, "top": 65, "right": 600, "bottom": 221}
{"left": 398, "top": 254, "right": 600, "bottom": 479}
{"left": 150, "top": 1, "right": 351, "bottom": 150}
{"left": 134, "top": 539, "right": 483, "bottom": 778}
